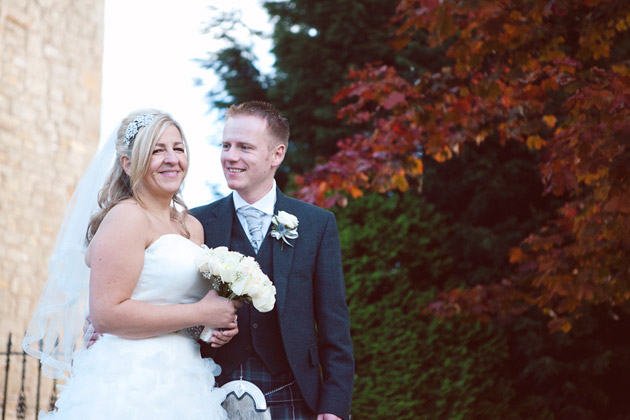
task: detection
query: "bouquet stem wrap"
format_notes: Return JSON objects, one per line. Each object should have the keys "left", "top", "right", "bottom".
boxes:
{"left": 199, "top": 326, "right": 215, "bottom": 343}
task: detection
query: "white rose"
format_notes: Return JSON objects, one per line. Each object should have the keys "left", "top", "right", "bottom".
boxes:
{"left": 199, "top": 247, "right": 229, "bottom": 275}
{"left": 277, "top": 211, "right": 298, "bottom": 229}
{"left": 238, "top": 257, "right": 263, "bottom": 279}
{"left": 230, "top": 272, "right": 256, "bottom": 296}
{"left": 218, "top": 253, "right": 241, "bottom": 285}
{"left": 252, "top": 283, "right": 276, "bottom": 312}
{"left": 241, "top": 272, "right": 266, "bottom": 298}
{"left": 196, "top": 255, "right": 210, "bottom": 273}
{"left": 229, "top": 257, "right": 265, "bottom": 296}
{"left": 219, "top": 264, "right": 237, "bottom": 285}
{"left": 206, "top": 255, "right": 223, "bottom": 277}
{"left": 195, "top": 245, "right": 211, "bottom": 271}
{"left": 211, "top": 246, "right": 231, "bottom": 259}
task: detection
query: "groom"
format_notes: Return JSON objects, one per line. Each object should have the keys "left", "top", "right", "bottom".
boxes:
{"left": 191, "top": 101, "right": 354, "bottom": 420}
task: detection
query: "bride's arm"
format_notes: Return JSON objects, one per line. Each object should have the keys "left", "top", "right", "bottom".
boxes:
{"left": 88, "top": 203, "right": 238, "bottom": 339}
{"left": 185, "top": 213, "right": 240, "bottom": 347}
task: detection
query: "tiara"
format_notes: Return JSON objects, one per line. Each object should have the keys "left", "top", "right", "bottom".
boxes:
{"left": 124, "top": 114, "right": 156, "bottom": 146}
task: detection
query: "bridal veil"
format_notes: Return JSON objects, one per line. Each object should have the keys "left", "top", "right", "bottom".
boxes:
{"left": 23, "top": 125, "right": 119, "bottom": 379}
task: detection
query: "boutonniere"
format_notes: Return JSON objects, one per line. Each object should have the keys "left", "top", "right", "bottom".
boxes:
{"left": 270, "top": 211, "right": 299, "bottom": 248}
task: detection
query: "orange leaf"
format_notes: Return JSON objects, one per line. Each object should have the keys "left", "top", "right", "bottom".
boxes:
{"left": 526, "top": 135, "right": 546, "bottom": 150}
{"left": 561, "top": 320, "right": 572, "bottom": 333}
{"left": 348, "top": 186, "right": 364, "bottom": 199}
{"left": 509, "top": 247, "right": 524, "bottom": 264}
{"left": 547, "top": 318, "right": 572, "bottom": 333}
{"left": 433, "top": 146, "right": 453, "bottom": 163}
{"left": 317, "top": 181, "right": 328, "bottom": 195}
{"left": 408, "top": 157, "right": 424, "bottom": 175}
{"left": 543, "top": 115, "right": 556, "bottom": 127}
{"left": 612, "top": 64, "right": 630, "bottom": 76}
{"left": 391, "top": 172, "right": 409, "bottom": 192}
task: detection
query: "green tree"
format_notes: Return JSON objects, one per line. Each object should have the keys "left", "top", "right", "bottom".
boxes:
{"left": 201, "top": 0, "right": 552, "bottom": 292}
{"left": 502, "top": 307, "right": 630, "bottom": 420}
{"left": 201, "top": 0, "right": 446, "bottom": 185}
{"left": 204, "top": 45, "right": 268, "bottom": 108}
{"left": 336, "top": 192, "right": 519, "bottom": 419}
{"left": 421, "top": 137, "right": 562, "bottom": 287}
{"left": 198, "top": 8, "right": 269, "bottom": 108}
{"left": 296, "top": 0, "right": 630, "bottom": 330}
{"left": 200, "top": 1, "right": 626, "bottom": 418}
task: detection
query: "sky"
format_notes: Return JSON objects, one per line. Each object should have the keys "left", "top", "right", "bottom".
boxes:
{"left": 101, "top": 0, "right": 273, "bottom": 207}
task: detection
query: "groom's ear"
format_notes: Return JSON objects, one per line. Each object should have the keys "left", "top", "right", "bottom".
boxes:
{"left": 120, "top": 155, "right": 132, "bottom": 176}
{"left": 271, "top": 143, "right": 286, "bottom": 168}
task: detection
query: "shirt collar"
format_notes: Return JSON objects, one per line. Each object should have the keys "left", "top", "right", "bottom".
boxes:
{"left": 232, "top": 180, "right": 277, "bottom": 215}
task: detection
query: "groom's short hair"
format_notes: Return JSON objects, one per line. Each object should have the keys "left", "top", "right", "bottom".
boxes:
{"left": 225, "top": 101, "right": 290, "bottom": 147}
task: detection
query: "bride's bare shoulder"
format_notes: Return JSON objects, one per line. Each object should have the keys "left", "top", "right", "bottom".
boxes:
{"left": 104, "top": 199, "right": 149, "bottom": 224}
{"left": 92, "top": 200, "right": 150, "bottom": 243}
{"left": 86, "top": 201, "right": 151, "bottom": 266}
{"left": 184, "top": 212, "right": 204, "bottom": 246}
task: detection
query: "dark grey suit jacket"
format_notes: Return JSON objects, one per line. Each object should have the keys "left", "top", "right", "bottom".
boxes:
{"left": 191, "top": 188, "right": 354, "bottom": 419}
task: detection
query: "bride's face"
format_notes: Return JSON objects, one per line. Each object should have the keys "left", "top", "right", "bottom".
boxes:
{"left": 140, "top": 125, "right": 188, "bottom": 198}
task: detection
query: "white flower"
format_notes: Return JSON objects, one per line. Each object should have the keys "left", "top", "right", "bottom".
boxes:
{"left": 238, "top": 256, "right": 262, "bottom": 279}
{"left": 217, "top": 252, "right": 242, "bottom": 285}
{"left": 270, "top": 211, "right": 299, "bottom": 247}
{"left": 195, "top": 245, "right": 213, "bottom": 272}
{"left": 196, "top": 245, "right": 231, "bottom": 278}
{"left": 276, "top": 211, "right": 298, "bottom": 229}
{"left": 242, "top": 271, "right": 270, "bottom": 298}
{"left": 211, "top": 246, "right": 231, "bottom": 260}
{"left": 196, "top": 255, "right": 211, "bottom": 273}
{"left": 230, "top": 259, "right": 259, "bottom": 296}
{"left": 196, "top": 246, "right": 276, "bottom": 314}
{"left": 252, "top": 282, "right": 276, "bottom": 312}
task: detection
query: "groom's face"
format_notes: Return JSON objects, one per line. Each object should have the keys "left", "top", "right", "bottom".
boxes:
{"left": 221, "top": 115, "right": 285, "bottom": 203}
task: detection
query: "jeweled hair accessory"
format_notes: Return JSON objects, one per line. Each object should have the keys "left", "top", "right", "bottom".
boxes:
{"left": 124, "top": 114, "right": 156, "bottom": 147}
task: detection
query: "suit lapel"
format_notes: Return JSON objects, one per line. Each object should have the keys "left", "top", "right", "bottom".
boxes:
{"left": 204, "top": 190, "right": 294, "bottom": 317}
{"left": 272, "top": 188, "right": 295, "bottom": 317}
{"left": 205, "top": 194, "right": 235, "bottom": 249}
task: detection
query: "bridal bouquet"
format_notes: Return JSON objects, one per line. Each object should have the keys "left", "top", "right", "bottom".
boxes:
{"left": 195, "top": 245, "right": 276, "bottom": 342}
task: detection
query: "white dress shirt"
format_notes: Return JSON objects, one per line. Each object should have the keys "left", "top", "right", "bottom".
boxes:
{"left": 232, "top": 180, "right": 277, "bottom": 246}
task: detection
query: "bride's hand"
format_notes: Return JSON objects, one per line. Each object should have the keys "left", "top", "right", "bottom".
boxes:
{"left": 208, "top": 323, "right": 239, "bottom": 348}
{"left": 197, "top": 290, "right": 242, "bottom": 329}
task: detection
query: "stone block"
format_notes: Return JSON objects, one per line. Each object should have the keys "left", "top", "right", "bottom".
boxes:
{"left": 0, "top": 0, "right": 104, "bottom": 412}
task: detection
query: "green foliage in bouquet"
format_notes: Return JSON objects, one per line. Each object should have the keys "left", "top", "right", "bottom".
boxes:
{"left": 206, "top": 274, "right": 244, "bottom": 302}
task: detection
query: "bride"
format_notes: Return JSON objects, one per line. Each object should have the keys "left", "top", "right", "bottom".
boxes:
{"left": 23, "top": 110, "right": 240, "bottom": 419}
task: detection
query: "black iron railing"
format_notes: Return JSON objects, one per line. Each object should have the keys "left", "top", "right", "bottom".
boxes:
{"left": 1, "top": 333, "right": 57, "bottom": 420}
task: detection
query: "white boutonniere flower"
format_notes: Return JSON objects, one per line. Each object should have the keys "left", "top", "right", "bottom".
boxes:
{"left": 270, "top": 211, "right": 299, "bottom": 248}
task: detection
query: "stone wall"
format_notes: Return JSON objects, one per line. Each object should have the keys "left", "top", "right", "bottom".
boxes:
{"left": 0, "top": 0, "right": 104, "bottom": 417}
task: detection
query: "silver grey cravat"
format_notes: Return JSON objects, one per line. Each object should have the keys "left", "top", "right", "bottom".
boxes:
{"left": 238, "top": 205, "right": 265, "bottom": 253}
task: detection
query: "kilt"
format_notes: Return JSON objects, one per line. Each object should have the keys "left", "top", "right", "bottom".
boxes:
{"left": 218, "top": 353, "right": 316, "bottom": 420}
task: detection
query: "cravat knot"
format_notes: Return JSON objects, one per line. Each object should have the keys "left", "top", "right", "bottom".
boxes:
{"left": 238, "top": 205, "right": 266, "bottom": 253}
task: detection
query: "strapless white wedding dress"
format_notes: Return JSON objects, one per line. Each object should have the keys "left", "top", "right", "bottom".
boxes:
{"left": 41, "top": 234, "right": 227, "bottom": 420}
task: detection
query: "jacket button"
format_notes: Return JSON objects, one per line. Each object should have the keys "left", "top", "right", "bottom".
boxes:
{"left": 245, "top": 345, "right": 252, "bottom": 351}
{"left": 252, "top": 323, "right": 259, "bottom": 329}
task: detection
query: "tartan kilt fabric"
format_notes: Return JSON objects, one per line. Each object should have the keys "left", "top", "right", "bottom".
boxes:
{"left": 218, "top": 353, "right": 316, "bottom": 420}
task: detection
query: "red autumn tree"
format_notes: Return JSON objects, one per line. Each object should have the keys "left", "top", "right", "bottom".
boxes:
{"left": 295, "top": 0, "right": 630, "bottom": 330}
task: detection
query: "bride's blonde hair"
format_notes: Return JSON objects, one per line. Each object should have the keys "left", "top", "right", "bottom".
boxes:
{"left": 86, "top": 109, "right": 190, "bottom": 242}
